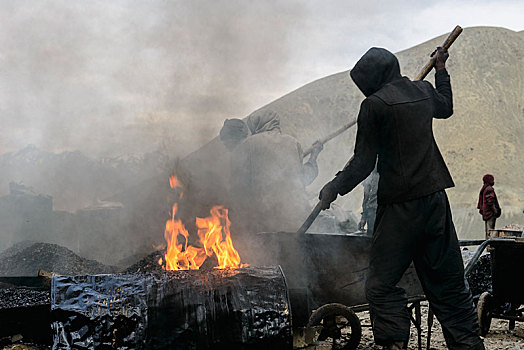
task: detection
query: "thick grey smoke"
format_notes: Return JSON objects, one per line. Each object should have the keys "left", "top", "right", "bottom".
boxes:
{"left": 1, "top": 0, "right": 523, "bottom": 266}
{"left": 0, "top": 0, "right": 305, "bottom": 157}
{"left": 0, "top": 0, "right": 311, "bottom": 265}
{"left": 1, "top": 0, "right": 523, "bottom": 158}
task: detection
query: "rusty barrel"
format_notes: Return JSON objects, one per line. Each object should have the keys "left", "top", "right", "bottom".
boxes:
{"left": 51, "top": 266, "right": 291, "bottom": 349}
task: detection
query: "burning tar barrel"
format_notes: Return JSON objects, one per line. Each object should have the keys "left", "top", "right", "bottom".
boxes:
{"left": 51, "top": 266, "right": 292, "bottom": 349}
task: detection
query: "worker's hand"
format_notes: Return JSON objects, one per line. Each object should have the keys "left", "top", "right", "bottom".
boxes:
{"left": 432, "top": 46, "right": 449, "bottom": 71}
{"left": 311, "top": 141, "right": 324, "bottom": 157}
{"left": 358, "top": 219, "right": 366, "bottom": 231}
{"left": 319, "top": 181, "right": 338, "bottom": 210}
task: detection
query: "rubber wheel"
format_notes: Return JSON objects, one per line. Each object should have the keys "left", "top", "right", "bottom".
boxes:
{"left": 477, "top": 292, "right": 493, "bottom": 336}
{"left": 307, "top": 303, "right": 361, "bottom": 350}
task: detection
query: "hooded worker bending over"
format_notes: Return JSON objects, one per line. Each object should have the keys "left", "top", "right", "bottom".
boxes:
{"left": 227, "top": 110, "right": 322, "bottom": 235}
{"left": 219, "top": 118, "right": 249, "bottom": 151}
{"left": 319, "top": 47, "right": 484, "bottom": 350}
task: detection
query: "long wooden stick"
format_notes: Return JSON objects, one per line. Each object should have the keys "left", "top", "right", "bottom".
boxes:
{"left": 301, "top": 25, "right": 463, "bottom": 158}
{"left": 414, "top": 25, "right": 463, "bottom": 81}
{"left": 302, "top": 118, "right": 357, "bottom": 156}
{"left": 298, "top": 25, "right": 463, "bottom": 234}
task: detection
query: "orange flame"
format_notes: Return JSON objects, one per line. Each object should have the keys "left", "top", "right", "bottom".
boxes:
{"left": 161, "top": 175, "right": 245, "bottom": 270}
{"left": 169, "top": 175, "right": 183, "bottom": 190}
{"left": 196, "top": 206, "right": 242, "bottom": 269}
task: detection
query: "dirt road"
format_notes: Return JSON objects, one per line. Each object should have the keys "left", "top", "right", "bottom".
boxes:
{"left": 357, "top": 301, "right": 524, "bottom": 349}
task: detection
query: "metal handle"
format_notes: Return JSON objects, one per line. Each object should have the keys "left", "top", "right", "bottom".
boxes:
{"left": 297, "top": 201, "right": 323, "bottom": 235}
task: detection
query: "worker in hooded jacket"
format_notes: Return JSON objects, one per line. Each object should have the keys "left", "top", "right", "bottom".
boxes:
{"left": 228, "top": 110, "right": 322, "bottom": 237}
{"left": 319, "top": 47, "right": 484, "bottom": 350}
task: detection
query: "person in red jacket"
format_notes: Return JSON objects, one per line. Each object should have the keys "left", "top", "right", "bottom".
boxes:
{"left": 477, "top": 174, "right": 501, "bottom": 237}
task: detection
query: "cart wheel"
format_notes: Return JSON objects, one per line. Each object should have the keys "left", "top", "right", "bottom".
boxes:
{"left": 307, "top": 303, "right": 361, "bottom": 350}
{"left": 477, "top": 292, "right": 493, "bottom": 336}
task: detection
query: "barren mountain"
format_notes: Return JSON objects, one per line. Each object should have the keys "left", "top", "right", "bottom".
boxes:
{"left": 183, "top": 27, "right": 524, "bottom": 238}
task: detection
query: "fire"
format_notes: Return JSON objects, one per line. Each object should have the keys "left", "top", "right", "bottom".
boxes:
{"left": 161, "top": 175, "right": 245, "bottom": 270}
{"left": 169, "top": 175, "right": 183, "bottom": 190}
{"left": 196, "top": 206, "right": 242, "bottom": 269}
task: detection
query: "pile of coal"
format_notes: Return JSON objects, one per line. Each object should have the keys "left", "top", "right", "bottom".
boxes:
{"left": 465, "top": 253, "right": 492, "bottom": 302}
{"left": 123, "top": 249, "right": 221, "bottom": 273}
{"left": 122, "top": 250, "right": 164, "bottom": 273}
{"left": 0, "top": 288, "right": 50, "bottom": 309}
{"left": 0, "top": 242, "right": 115, "bottom": 276}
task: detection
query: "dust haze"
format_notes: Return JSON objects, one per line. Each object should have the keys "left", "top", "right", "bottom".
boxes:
{"left": 0, "top": 0, "right": 313, "bottom": 265}
{"left": 0, "top": 0, "right": 305, "bottom": 158}
{"left": 0, "top": 1, "right": 523, "bottom": 267}
{"left": 2, "top": 0, "right": 523, "bottom": 158}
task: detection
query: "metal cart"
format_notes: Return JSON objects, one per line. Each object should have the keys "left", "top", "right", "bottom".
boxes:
{"left": 252, "top": 232, "right": 428, "bottom": 350}
{"left": 464, "top": 237, "right": 524, "bottom": 336}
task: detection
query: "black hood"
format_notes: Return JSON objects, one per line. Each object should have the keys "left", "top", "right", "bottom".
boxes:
{"left": 350, "top": 47, "right": 402, "bottom": 97}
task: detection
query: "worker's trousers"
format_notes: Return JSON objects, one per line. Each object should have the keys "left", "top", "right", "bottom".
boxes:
{"left": 365, "top": 191, "right": 484, "bottom": 349}
{"left": 484, "top": 217, "right": 496, "bottom": 237}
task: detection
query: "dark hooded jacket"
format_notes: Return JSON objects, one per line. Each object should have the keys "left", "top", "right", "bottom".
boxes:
{"left": 332, "top": 47, "right": 454, "bottom": 204}
{"left": 229, "top": 111, "right": 316, "bottom": 234}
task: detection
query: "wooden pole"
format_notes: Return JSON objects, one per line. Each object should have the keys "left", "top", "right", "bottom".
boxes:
{"left": 302, "top": 26, "right": 463, "bottom": 158}
{"left": 302, "top": 118, "right": 357, "bottom": 156}
{"left": 298, "top": 25, "right": 463, "bottom": 233}
{"left": 414, "top": 25, "right": 463, "bottom": 81}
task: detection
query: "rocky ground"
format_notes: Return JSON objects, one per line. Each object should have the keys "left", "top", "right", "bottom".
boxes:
{"left": 1, "top": 242, "right": 522, "bottom": 349}
{"left": 355, "top": 301, "right": 524, "bottom": 350}
{"left": 295, "top": 301, "right": 523, "bottom": 349}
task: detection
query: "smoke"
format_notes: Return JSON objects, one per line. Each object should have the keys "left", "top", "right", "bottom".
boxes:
{"left": 1, "top": 0, "right": 523, "bottom": 266}
{"left": 0, "top": 0, "right": 311, "bottom": 264}
{"left": 2, "top": 1, "right": 524, "bottom": 158}
{"left": 0, "top": 0, "right": 306, "bottom": 158}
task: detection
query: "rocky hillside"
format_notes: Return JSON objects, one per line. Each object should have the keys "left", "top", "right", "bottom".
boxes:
{"left": 183, "top": 27, "right": 524, "bottom": 238}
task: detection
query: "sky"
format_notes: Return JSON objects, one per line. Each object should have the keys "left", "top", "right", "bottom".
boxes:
{"left": 1, "top": 0, "right": 523, "bottom": 158}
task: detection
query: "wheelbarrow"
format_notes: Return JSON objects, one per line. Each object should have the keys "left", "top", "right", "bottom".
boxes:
{"left": 464, "top": 237, "right": 524, "bottom": 336}
{"left": 250, "top": 231, "right": 427, "bottom": 350}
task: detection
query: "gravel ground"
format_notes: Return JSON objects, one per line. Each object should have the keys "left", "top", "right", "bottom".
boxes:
{"left": 1, "top": 300, "right": 522, "bottom": 349}
{"left": 356, "top": 301, "right": 524, "bottom": 349}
